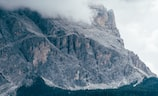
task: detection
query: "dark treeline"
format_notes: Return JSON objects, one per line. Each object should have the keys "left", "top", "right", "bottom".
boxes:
{"left": 17, "top": 77, "right": 158, "bottom": 96}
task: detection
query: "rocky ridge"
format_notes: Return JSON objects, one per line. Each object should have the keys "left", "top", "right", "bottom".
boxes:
{"left": 0, "top": 5, "right": 156, "bottom": 95}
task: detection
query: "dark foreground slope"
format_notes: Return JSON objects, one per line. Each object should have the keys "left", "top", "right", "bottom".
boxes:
{"left": 17, "top": 77, "right": 158, "bottom": 96}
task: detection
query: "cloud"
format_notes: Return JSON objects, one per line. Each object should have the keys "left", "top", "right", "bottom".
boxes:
{"left": 0, "top": 0, "right": 158, "bottom": 75}
{"left": 0, "top": 0, "right": 91, "bottom": 23}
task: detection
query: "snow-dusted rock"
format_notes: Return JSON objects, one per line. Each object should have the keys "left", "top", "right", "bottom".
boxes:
{"left": 0, "top": 6, "right": 156, "bottom": 95}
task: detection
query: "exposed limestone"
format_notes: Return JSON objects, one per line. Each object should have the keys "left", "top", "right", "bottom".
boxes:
{"left": 90, "top": 5, "right": 116, "bottom": 28}
{"left": 33, "top": 43, "right": 50, "bottom": 66}
{"left": 0, "top": 6, "right": 156, "bottom": 96}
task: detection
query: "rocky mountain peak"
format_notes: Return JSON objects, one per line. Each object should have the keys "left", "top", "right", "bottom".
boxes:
{"left": 0, "top": 6, "right": 156, "bottom": 96}
{"left": 90, "top": 5, "right": 116, "bottom": 28}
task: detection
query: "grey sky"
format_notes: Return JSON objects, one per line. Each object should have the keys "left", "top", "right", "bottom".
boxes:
{"left": 0, "top": 0, "right": 158, "bottom": 75}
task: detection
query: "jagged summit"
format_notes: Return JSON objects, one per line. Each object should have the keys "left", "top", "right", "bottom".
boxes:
{"left": 90, "top": 5, "right": 116, "bottom": 28}
{"left": 0, "top": 6, "right": 156, "bottom": 96}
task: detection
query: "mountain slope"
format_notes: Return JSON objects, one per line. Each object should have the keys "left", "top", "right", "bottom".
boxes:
{"left": 0, "top": 5, "right": 156, "bottom": 95}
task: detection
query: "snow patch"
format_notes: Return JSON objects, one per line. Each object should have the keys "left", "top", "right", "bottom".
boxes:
{"left": 74, "top": 70, "right": 80, "bottom": 80}
{"left": 42, "top": 77, "right": 59, "bottom": 88}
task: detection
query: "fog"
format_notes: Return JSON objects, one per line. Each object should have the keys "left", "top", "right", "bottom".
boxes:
{"left": 0, "top": 0, "right": 92, "bottom": 23}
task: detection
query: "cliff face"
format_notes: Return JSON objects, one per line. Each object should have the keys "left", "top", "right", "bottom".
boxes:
{"left": 0, "top": 5, "right": 156, "bottom": 95}
{"left": 90, "top": 5, "right": 116, "bottom": 28}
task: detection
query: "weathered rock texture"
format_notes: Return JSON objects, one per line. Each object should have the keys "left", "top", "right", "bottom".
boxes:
{"left": 0, "top": 5, "right": 156, "bottom": 96}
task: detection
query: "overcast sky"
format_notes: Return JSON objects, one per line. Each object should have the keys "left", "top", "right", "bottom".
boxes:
{"left": 0, "top": 0, "right": 158, "bottom": 75}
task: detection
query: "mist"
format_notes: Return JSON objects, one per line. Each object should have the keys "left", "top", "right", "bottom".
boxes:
{"left": 0, "top": 0, "right": 92, "bottom": 23}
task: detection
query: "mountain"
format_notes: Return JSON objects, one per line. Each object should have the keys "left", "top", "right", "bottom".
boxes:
{"left": 0, "top": 5, "right": 156, "bottom": 95}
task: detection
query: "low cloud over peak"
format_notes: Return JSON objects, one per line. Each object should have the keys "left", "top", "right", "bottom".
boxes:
{"left": 0, "top": 0, "right": 92, "bottom": 23}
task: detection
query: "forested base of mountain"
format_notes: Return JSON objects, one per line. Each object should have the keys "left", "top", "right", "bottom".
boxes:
{"left": 16, "top": 77, "right": 158, "bottom": 96}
